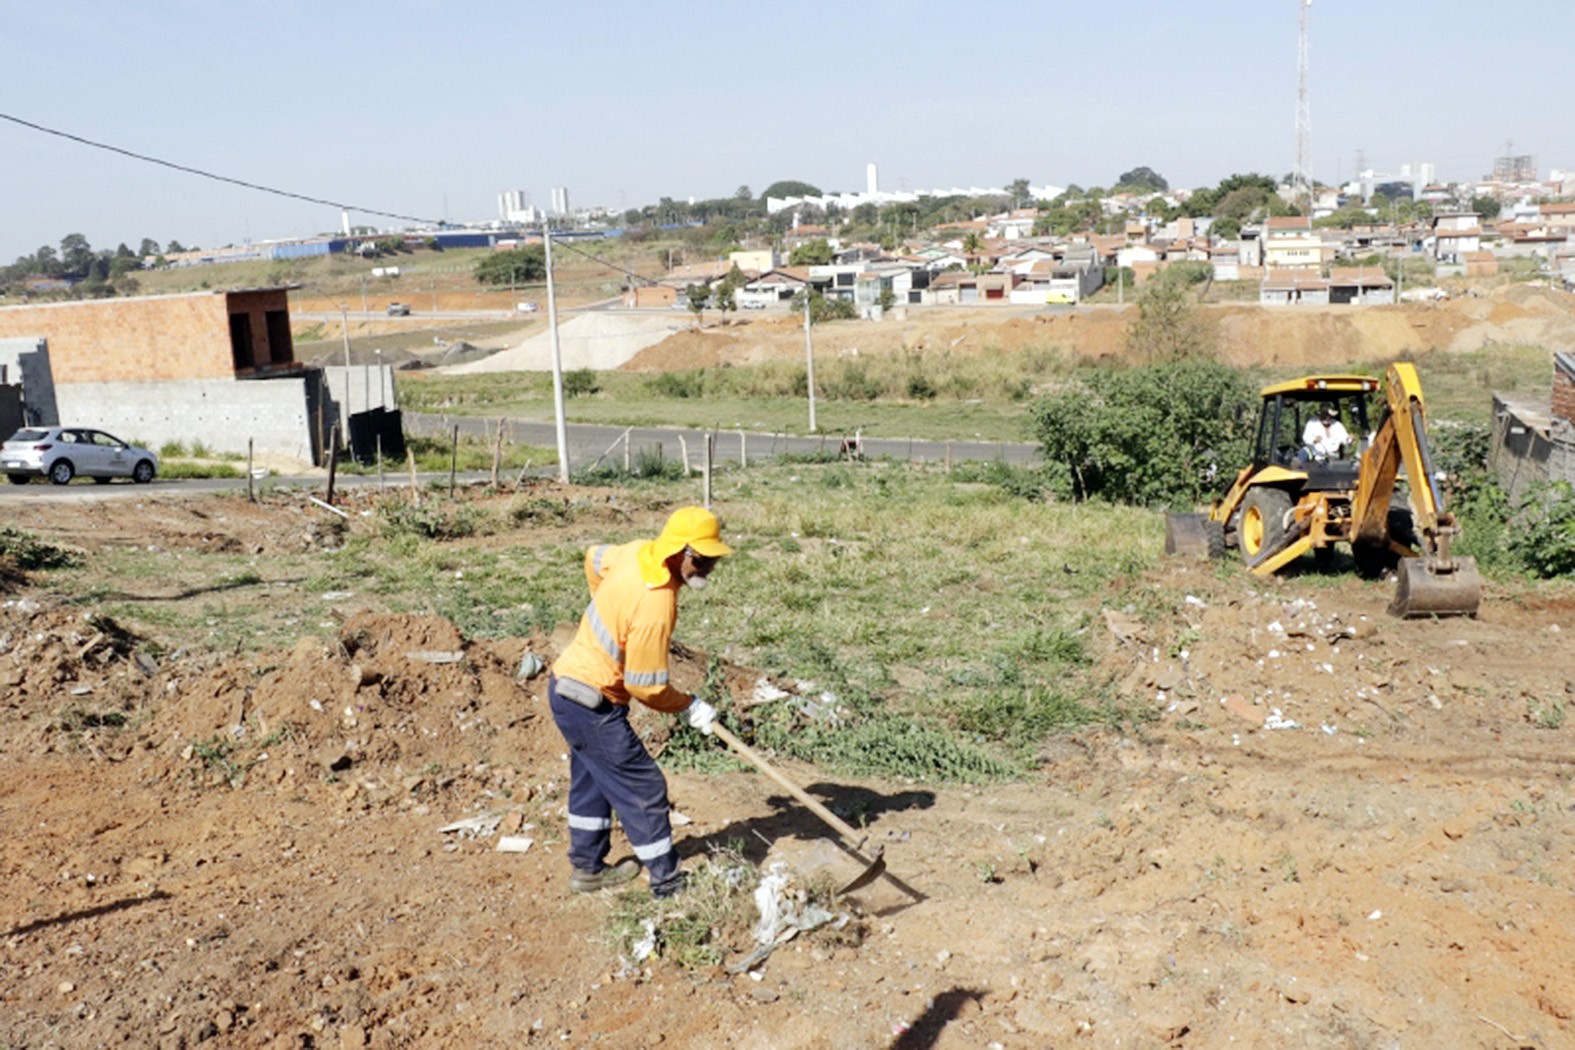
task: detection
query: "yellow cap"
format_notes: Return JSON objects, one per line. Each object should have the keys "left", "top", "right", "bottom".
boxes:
{"left": 638, "top": 506, "right": 734, "bottom": 584}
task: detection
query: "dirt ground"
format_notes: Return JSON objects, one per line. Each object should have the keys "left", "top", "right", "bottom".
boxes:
{"left": 1, "top": 487, "right": 1570, "bottom": 1050}
{"left": 619, "top": 283, "right": 1575, "bottom": 374}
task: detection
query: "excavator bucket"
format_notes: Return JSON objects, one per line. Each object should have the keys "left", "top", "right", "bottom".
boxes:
{"left": 1164, "top": 513, "right": 1210, "bottom": 559}
{"left": 1389, "top": 556, "right": 1482, "bottom": 618}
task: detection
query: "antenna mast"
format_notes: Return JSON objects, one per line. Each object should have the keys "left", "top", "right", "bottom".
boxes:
{"left": 1295, "top": 0, "right": 1312, "bottom": 209}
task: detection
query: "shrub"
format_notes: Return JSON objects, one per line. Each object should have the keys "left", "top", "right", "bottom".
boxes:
{"left": 1032, "top": 359, "right": 1254, "bottom": 506}
{"left": 0, "top": 527, "right": 81, "bottom": 570}
{"left": 564, "top": 368, "right": 599, "bottom": 398}
{"left": 1507, "top": 481, "right": 1575, "bottom": 578}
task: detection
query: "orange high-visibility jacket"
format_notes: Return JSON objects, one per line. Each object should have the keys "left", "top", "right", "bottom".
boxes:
{"left": 551, "top": 540, "right": 691, "bottom": 713}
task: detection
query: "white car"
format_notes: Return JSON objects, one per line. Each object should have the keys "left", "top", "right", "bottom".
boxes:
{"left": 2, "top": 427, "right": 160, "bottom": 485}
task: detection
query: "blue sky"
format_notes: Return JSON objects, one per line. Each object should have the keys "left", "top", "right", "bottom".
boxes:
{"left": 1, "top": 0, "right": 1569, "bottom": 263}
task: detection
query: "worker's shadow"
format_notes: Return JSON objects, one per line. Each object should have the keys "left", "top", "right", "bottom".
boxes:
{"left": 679, "top": 783, "right": 935, "bottom": 865}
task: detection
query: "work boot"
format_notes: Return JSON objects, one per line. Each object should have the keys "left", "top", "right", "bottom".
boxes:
{"left": 651, "top": 870, "right": 688, "bottom": 900}
{"left": 569, "top": 858, "right": 641, "bottom": 894}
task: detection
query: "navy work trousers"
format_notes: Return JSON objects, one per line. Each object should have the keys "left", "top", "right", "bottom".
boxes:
{"left": 548, "top": 677, "right": 680, "bottom": 890}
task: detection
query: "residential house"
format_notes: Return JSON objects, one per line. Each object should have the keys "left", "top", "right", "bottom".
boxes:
{"left": 1431, "top": 211, "right": 1482, "bottom": 265}
{"left": 1262, "top": 216, "right": 1324, "bottom": 270}
{"left": 1327, "top": 267, "right": 1394, "bottom": 305}
{"left": 927, "top": 271, "right": 977, "bottom": 305}
{"left": 1260, "top": 268, "right": 1330, "bottom": 306}
{"left": 728, "top": 249, "right": 777, "bottom": 274}
{"left": 738, "top": 268, "right": 810, "bottom": 308}
{"left": 853, "top": 264, "right": 929, "bottom": 312}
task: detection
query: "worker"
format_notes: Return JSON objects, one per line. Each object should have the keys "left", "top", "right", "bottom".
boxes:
{"left": 1302, "top": 403, "right": 1350, "bottom": 462}
{"left": 547, "top": 506, "right": 733, "bottom": 898}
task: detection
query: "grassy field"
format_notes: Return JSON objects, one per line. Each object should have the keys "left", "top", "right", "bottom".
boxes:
{"left": 29, "top": 459, "right": 1162, "bottom": 781}
{"left": 396, "top": 341, "right": 1553, "bottom": 443}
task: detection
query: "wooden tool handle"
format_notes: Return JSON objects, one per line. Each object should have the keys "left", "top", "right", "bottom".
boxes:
{"left": 710, "top": 722, "right": 867, "bottom": 849}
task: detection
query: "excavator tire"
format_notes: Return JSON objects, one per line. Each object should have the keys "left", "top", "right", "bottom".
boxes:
{"left": 1205, "top": 518, "right": 1226, "bottom": 560}
{"left": 1238, "top": 488, "right": 1293, "bottom": 567}
{"left": 1389, "top": 555, "right": 1482, "bottom": 618}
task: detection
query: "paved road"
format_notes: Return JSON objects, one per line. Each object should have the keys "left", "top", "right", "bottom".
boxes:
{"left": 0, "top": 416, "right": 1039, "bottom": 504}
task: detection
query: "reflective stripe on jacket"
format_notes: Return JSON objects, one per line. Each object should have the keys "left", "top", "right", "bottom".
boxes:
{"left": 550, "top": 539, "right": 690, "bottom": 713}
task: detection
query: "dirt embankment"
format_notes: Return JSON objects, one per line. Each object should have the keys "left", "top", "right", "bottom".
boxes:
{"left": 1, "top": 492, "right": 1572, "bottom": 1047}
{"left": 620, "top": 284, "right": 1575, "bottom": 374}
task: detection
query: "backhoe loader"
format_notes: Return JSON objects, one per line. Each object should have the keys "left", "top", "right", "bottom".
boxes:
{"left": 1165, "top": 363, "right": 1481, "bottom": 617}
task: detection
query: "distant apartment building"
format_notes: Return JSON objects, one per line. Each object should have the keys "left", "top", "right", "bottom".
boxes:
{"left": 551, "top": 187, "right": 570, "bottom": 216}
{"left": 499, "top": 190, "right": 542, "bottom": 225}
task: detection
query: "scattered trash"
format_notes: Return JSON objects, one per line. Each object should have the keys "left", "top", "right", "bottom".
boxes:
{"left": 437, "top": 813, "right": 503, "bottom": 838}
{"left": 1263, "top": 709, "right": 1300, "bottom": 730}
{"left": 727, "top": 863, "right": 840, "bottom": 974}
{"left": 517, "top": 652, "right": 545, "bottom": 679}
{"left": 496, "top": 836, "right": 534, "bottom": 854}
{"left": 407, "top": 650, "right": 464, "bottom": 664}
{"left": 630, "top": 920, "right": 658, "bottom": 963}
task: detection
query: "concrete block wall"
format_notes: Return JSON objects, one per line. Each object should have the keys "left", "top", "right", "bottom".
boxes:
{"left": 318, "top": 365, "right": 397, "bottom": 423}
{"left": 0, "top": 292, "right": 236, "bottom": 382}
{"left": 0, "top": 336, "right": 57, "bottom": 423}
{"left": 53, "top": 378, "right": 316, "bottom": 463}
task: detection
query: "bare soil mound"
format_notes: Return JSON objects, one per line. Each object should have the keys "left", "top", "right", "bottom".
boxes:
{"left": 619, "top": 285, "right": 1575, "bottom": 375}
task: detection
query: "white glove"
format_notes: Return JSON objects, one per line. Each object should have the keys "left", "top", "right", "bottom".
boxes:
{"left": 685, "top": 697, "right": 717, "bottom": 735}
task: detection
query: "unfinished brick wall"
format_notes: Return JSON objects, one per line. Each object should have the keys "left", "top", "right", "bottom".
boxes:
{"left": 0, "top": 289, "right": 293, "bottom": 384}
{"left": 1553, "top": 360, "right": 1575, "bottom": 424}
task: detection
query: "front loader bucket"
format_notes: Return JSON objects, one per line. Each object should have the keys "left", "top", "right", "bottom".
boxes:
{"left": 1164, "top": 513, "right": 1210, "bottom": 558}
{"left": 1389, "top": 556, "right": 1482, "bottom": 618}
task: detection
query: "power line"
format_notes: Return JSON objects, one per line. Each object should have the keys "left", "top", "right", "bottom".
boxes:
{"left": 0, "top": 110, "right": 441, "bottom": 226}
{"left": 545, "top": 234, "right": 664, "bottom": 287}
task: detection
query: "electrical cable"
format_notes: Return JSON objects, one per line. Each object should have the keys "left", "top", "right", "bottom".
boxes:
{"left": 0, "top": 110, "right": 441, "bottom": 226}
{"left": 544, "top": 234, "right": 663, "bottom": 287}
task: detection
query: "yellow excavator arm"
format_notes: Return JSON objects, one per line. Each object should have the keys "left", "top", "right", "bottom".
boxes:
{"left": 1353, "top": 362, "right": 1480, "bottom": 616}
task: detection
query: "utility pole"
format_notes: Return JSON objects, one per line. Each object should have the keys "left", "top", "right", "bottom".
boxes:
{"left": 544, "top": 223, "right": 570, "bottom": 483}
{"left": 339, "top": 304, "right": 352, "bottom": 428}
{"left": 803, "top": 289, "right": 817, "bottom": 433}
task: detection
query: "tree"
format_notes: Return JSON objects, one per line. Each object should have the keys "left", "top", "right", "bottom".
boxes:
{"left": 166, "top": 240, "right": 185, "bottom": 254}
{"left": 789, "top": 238, "right": 834, "bottom": 265}
{"left": 790, "top": 288, "right": 856, "bottom": 324}
{"left": 735, "top": 185, "right": 753, "bottom": 201}
{"left": 761, "top": 180, "right": 822, "bottom": 200}
{"left": 138, "top": 238, "right": 160, "bottom": 257}
{"left": 59, "top": 233, "right": 94, "bottom": 278}
{"left": 713, "top": 281, "right": 736, "bottom": 321}
{"left": 473, "top": 245, "right": 547, "bottom": 285}
{"left": 684, "top": 283, "right": 711, "bottom": 325}
{"left": 1006, "top": 177, "right": 1031, "bottom": 207}
{"left": 1126, "top": 275, "right": 1215, "bottom": 364}
{"left": 1471, "top": 195, "right": 1502, "bottom": 221}
{"left": 962, "top": 231, "right": 984, "bottom": 255}
{"left": 1115, "top": 166, "right": 1169, "bottom": 193}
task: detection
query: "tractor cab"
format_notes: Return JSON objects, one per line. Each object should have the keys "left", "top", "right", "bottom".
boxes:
{"left": 1252, "top": 375, "right": 1379, "bottom": 490}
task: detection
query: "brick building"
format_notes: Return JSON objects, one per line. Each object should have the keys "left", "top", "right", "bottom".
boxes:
{"left": 0, "top": 288, "right": 377, "bottom": 464}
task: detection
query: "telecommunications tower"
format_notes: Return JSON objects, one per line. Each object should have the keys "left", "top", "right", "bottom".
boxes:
{"left": 1294, "top": 0, "right": 1312, "bottom": 208}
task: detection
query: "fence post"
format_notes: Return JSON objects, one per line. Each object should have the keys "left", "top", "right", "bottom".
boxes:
{"left": 491, "top": 418, "right": 505, "bottom": 488}
{"left": 326, "top": 427, "right": 340, "bottom": 505}
{"left": 703, "top": 431, "right": 714, "bottom": 509}
{"left": 679, "top": 435, "right": 691, "bottom": 477}
{"left": 739, "top": 429, "right": 747, "bottom": 468}
{"left": 449, "top": 424, "right": 459, "bottom": 498}
{"left": 247, "top": 439, "right": 255, "bottom": 503}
